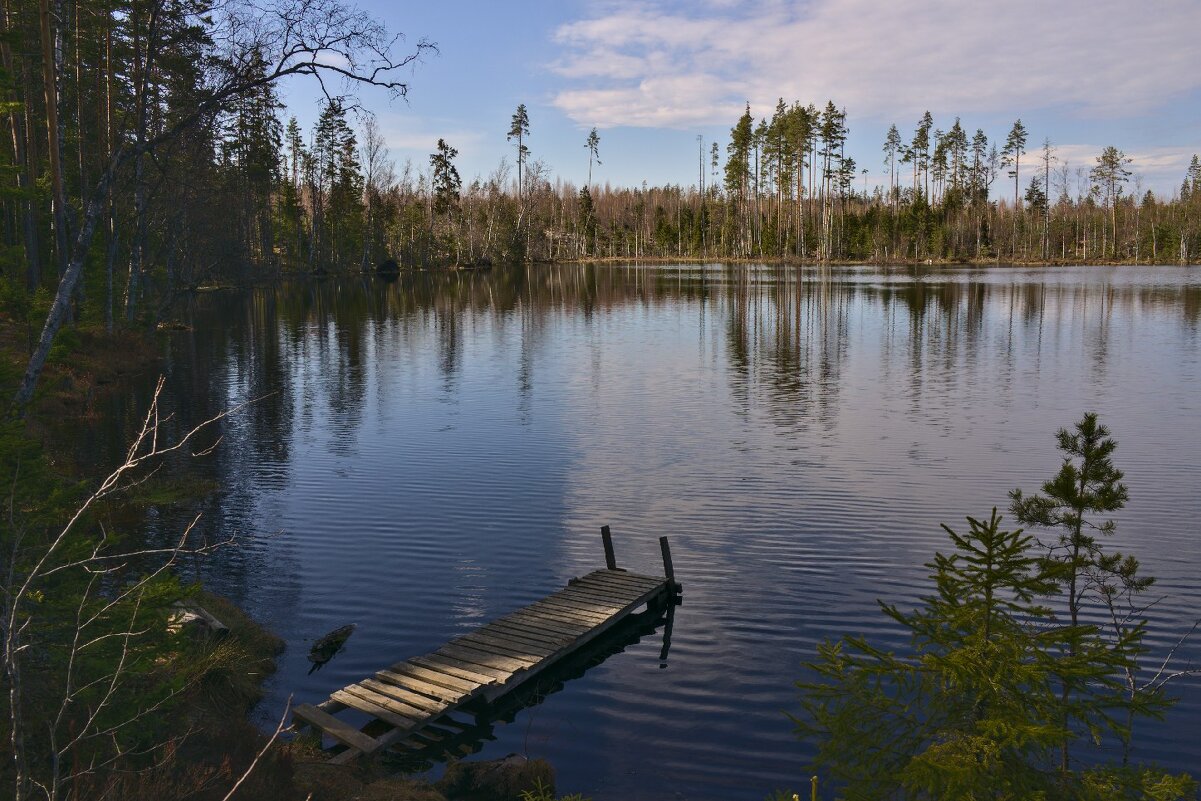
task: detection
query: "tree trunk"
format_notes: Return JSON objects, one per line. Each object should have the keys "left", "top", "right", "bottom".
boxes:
{"left": 0, "top": 1, "right": 40, "bottom": 289}
{"left": 38, "top": 0, "right": 69, "bottom": 275}
{"left": 15, "top": 164, "right": 115, "bottom": 409}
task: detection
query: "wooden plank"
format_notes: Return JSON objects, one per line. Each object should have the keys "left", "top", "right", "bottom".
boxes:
{"left": 515, "top": 606, "right": 602, "bottom": 630}
{"left": 342, "top": 683, "right": 429, "bottom": 721}
{"left": 609, "top": 569, "right": 664, "bottom": 583}
{"left": 437, "top": 642, "right": 532, "bottom": 673}
{"left": 524, "top": 600, "right": 608, "bottom": 621}
{"left": 388, "top": 660, "right": 481, "bottom": 695}
{"left": 375, "top": 669, "right": 466, "bottom": 704}
{"left": 414, "top": 653, "right": 509, "bottom": 684}
{"left": 583, "top": 570, "right": 663, "bottom": 589}
{"left": 358, "top": 678, "right": 447, "bottom": 715}
{"left": 571, "top": 578, "right": 662, "bottom": 603}
{"left": 567, "top": 581, "right": 663, "bottom": 609}
{"left": 567, "top": 576, "right": 654, "bottom": 599}
{"left": 527, "top": 601, "right": 609, "bottom": 625}
{"left": 293, "top": 703, "right": 380, "bottom": 754}
{"left": 558, "top": 584, "right": 642, "bottom": 605}
{"left": 475, "top": 622, "right": 569, "bottom": 650}
{"left": 541, "top": 594, "right": 624, "bottom": 615}
{"left": 499, "top": 610, "right": 589, "bottom": 636}
{"left": 456, "top": 630, "right": 557, "bottom": 659}
{"left": 587, "top": 568, "right": 663, "bottom": 585}
{"left": 331, "top": 689, "right": 418, "bottom": 730}
{"left": 480, "top": 620, "right": 573, "bottom": 647}
{"left": 363, "top": 676, "right": 450, "bottom": 712}
{"left": 514, "top": 608, "right": 599, "bottom": 630}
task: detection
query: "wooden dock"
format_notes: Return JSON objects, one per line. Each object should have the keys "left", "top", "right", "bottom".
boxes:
{"left": 292, "top": 527, "right": 681, "bottom": 763}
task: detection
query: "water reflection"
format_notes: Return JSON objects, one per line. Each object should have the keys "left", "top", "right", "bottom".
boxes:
{"left": 88, "top": 263, "right": 1201, "bottom": 800}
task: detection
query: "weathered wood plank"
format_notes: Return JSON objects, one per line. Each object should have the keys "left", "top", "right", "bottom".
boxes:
{"left": 456, "top": 630, "right": 557, "bottom": 659}
{"left": 437, "top": 642, "right": 532, "bottom": 673}
{"left": 474, "top": 622, "right": 569, "bottom": 649}
{"left": 558, "top": 584, "right": 642, "bottom": 605}
{"left": 293, "top": 703, "right": 380, "bottom": 754}
{"left": 587, "top": 568, "right": 662, "bottom": 586}
{"left": 479, "top": 621, "right": 572, "bottom": 648}
{"left": 582, "top": 570, "right": 662, "bottom": 590}
{"left": 358, "top": 679, "right": 446, "bottom": 715}
{"left": 388, "top": 660, "right": 482, "bottom": 695}
{"left": 517, "top": 608, "right": 605, "bottom": 631}
{"left": 541, "top": 594, "right": 624, "bottom": 616}
{"left": 341, "top": 684, "right": 429, "bottom": 722}
{"left": 567, "top": 576, "right": 656, "bottom": 598}
{"left": 415, "top": 653, "right": 510, "bottom": 683}
{"left": 331, "top": 689, "right": 418, "bottom": 730}
{"left": 375, "top": 669, "right": 466, "bottom": 705}
{"left": 526, "top": 601, "right": 609, "bottom": 625}
{"left": 498, "top": 610, "right": 589, "bottom": 636}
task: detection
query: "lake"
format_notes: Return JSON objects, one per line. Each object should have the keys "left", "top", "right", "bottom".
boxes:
{"left": 102, "top": 263, "right": 1201, "bottom": 799}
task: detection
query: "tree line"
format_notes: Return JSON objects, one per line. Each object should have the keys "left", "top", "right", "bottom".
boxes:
{"left": 1, "top": 1, "right": 1200, "bottom": 410}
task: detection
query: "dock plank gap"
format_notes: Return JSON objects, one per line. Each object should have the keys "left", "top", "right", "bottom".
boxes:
{"left": 292, "top": 528, "right": 682, "bottom": 762}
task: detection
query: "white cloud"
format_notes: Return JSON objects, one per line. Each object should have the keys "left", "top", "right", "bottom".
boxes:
{"left": 374, "top": 112, "right": 484, "bottom": 155}
{"left": 551, "top": 0, "right": 1201, "bottom": 129}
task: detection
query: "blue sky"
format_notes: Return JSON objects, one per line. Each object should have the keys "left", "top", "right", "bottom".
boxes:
{"left": 278, "top": 0, "right": 1201, "bottom": 195}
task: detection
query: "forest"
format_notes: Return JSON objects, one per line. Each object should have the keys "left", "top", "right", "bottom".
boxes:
{"left": 0, "top": 0, "right": 1199, "bottom": 358}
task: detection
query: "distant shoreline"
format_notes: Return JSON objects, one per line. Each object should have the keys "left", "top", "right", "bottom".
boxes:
{"left": 553, "top": 256, "right": 1196, "bottom": 268}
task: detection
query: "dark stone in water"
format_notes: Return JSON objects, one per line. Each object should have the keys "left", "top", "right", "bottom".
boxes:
{"left": 377, "top": 259, "right": 400, "bottom": 276}
{"left": 307, "top": 623, "right": 355, "bottom": 673}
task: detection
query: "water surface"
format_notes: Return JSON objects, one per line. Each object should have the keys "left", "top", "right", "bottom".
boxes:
{"left": 109, "top": 264, "right": 1201, "bottom": 798}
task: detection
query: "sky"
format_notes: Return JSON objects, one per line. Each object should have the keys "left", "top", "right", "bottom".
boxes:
{"left": 277, "top": 0, "right": 1201, "bottom": 196}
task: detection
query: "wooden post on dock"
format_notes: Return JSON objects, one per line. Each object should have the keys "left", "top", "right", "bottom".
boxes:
{"left": 601, "top": 525, "right": 617, "bottom": 570}
{"left": 658, "top": 536, "right": 674, "bottom": 581}
{"left": 659, "top": 536, "right": 678, "bottom": 593}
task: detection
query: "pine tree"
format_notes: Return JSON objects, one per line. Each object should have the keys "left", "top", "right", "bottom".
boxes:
{"left": 1002, "top": 118, "right": 1029, "bottom": 208}
{"left": 585, "top": 126, "right": 601, "bottom": 188}
{"left": 1089, "top": 146, "right": 1133, "bottom": 257}
{"left": 1010, "top": 412, "right": 1132, "bottom": 769}
{"left": 883, "top": 124, "right": 902, "bottom": 205}
{"left": 725, "top": 103, "right": 753, "bottom": 255}
{"left": 508, "top": 103, "right": 530, "bottom": 206}
{"left": 796, "top": 507, "right": 1194, "bottom": 799}
{"left": 430, "top": 138, "right": 461, "bottom": 261}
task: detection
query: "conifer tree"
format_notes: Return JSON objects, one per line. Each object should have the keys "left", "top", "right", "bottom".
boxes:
{"left": 1089, "top": 146, "right": 1133, "bottom": 257}
{"left": 883, "top": 124, "right": 902, "bottom": 205}
{"left": 1010, "top": 412, "right": 1132, "bottom": 769}
{"left": 1002, "top": 118, "right": 1029, "bottom": 208}
{"left": 796, "top": 506, "right": 1194, "bottom": 799}
{"left": 508, "top": 103, "right": 530, "bottom": 206}
{"left": 585, "top": 126, "right": 601, "bottom": 188}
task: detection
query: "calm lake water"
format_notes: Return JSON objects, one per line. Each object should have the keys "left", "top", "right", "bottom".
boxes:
{"left": 101, "top": 264, "right": 1201, "bottom": 798}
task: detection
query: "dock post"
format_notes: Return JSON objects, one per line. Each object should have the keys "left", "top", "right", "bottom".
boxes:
{"left": 659, "top": 536, "right": 676, "bottom": 588}
{"left": 601, "top": 525, "right": 617, "bottom": 570}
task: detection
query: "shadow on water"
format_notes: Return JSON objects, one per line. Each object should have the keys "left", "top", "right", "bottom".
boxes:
{"left": 374, "top": 602, "right": 679, "bottom": 772}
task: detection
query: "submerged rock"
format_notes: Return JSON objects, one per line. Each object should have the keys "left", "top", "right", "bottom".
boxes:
{"left": 308, "top": 623, "right": 356, "bottom": 672}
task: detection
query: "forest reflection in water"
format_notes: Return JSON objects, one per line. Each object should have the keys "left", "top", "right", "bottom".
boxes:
{"left": 94, "top": 263, "right": 1201, "bottom": 800}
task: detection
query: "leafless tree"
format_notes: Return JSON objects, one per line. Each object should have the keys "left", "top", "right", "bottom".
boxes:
{"left": 2, "top": 378, "right": 257, "bottom": 801}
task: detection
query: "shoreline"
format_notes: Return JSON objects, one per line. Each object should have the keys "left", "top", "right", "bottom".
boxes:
{"left": 185, "top": 257, "right": 1199, "bottom": 293}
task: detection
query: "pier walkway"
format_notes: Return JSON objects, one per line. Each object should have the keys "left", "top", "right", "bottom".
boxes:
{"left": 292, "top": 527, "right": 680, "bottom": 763}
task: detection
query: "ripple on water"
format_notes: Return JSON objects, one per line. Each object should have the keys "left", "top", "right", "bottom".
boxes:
{"left": 118, "top": 264, "right": 1201, "bottom": 800}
